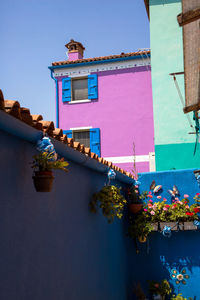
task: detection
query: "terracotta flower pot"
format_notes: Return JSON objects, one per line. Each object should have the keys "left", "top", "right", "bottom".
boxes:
{"left": 32, "top": 171, "right": 54, "bottom": 192}
{"left": 138, "top": 236, "right": 147, "bottom": 243}
{"left": 129, "top": 203, "right": 143, "bottom": 214}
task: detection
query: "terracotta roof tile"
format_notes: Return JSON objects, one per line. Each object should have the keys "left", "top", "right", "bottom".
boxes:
{"left": 73, "top": 141, "right": 81, "bottom": 150}
{"left": 0, "top": 89, "right": 135, "bottom": 180}
{"left": 20, "top": 108, "right": 33, "bottom": 126}
{"left": 60, "top": 134, "right": 68, "bottom": 144}
{"left": 32, "top": 114, "right": 43, "bottom": 122}
{"left": 79, "top": 144, "right": 85, "bottom": 153}
{"left": 67, "top": 138, "right": 74, "bottom": 147}
{"left": 52, "top": 50, "right": 150, "bottom": 67}
{"left": 108, "top": 161, "right": 113, "bottom": 168}
{"left": 4, "top": 100, "right": 21, "bottom": 119}
{"left": 53, "top": 128, "right": 63, "bottom": 141}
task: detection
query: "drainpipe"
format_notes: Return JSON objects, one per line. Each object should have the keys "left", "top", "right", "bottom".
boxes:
{"left": 49, "top": 69, "right": 59, "bottom": 128}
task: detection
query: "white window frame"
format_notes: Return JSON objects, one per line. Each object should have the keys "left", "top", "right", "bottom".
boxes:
{"left": 69, "top": 74, "right": 91, "bottom": 104}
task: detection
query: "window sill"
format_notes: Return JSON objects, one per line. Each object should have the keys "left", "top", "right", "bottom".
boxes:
{"left": 68, "top": 99, "right": 92, "bottom": 104}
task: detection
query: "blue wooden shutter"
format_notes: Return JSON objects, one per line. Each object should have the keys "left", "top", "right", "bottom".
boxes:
{"left": 63, "top": 130, "right": 72, "bottom": 138}
{"left": 88, "top": 74, "right": 98, "bottom": 100}
{"left": 90, "top": 128, "right": 100, "bottom": 156}
{"left": 62, "top": 77, "right": 71, "bottom": 102}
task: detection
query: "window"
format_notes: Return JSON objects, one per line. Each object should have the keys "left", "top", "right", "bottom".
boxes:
{"left": 63, "top": 128, "right": 100, "bottom": 156}
{"left": 62, "top": 74, "right": 98, "bottom": 103}
{"left": 73, "top": 130, "right": 90, "bottom": 147}
{"left": 72, "top": 78, "right": 88, "bottom": 101}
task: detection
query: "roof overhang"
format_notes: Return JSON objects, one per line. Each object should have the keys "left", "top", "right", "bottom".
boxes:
{"left": 144, "top": 0, "right": 150, "bottom": 19}
{"left": 49, "top": 53, "right": 151, "bottom": 71}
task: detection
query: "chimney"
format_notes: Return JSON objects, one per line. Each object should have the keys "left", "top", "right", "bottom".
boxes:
{"left": 65, "top": 39, "right": 85, "bottom": 61}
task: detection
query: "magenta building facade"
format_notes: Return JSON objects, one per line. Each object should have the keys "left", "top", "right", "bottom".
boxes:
{"left": 49, "top": 40, "right": 154, "bottom": 173}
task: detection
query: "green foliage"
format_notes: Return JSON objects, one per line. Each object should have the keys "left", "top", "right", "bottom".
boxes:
{"left": 149, "top": 279, "right": 171, "bottom": 296}
{"left": 127, "top": 186, "right": 148, "bottom": 204}
{"left": 171, "top": 294, "right": 193, "bottom": 300}
{"left": 32, "top": 152, "right": 69, "bottom": 172}
{"left": 90, "top": 185, "right": 127, "bottom": 223}
{"left": 143, "top": 198, "right": 199, "bottom": 223}
{"left": 128, "top": 214, "right": 153, "bottom": 240}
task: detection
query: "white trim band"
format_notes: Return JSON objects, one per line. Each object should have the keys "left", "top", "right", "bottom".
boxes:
{"left": 54, "top": 58, "right": 151, "bottom": 77}
{"left": 70, "top": 126, "right": 93, "bottom": 130}
{"left": 103, "top": 155, "right": 150, "bottom": 164}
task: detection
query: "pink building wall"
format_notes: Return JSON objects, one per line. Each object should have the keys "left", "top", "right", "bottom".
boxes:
{"left": 57, "top": 65, "right": 154, "bottom": 174}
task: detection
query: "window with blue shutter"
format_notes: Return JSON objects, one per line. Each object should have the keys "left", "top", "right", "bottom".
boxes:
{"left": 90, "top": 128, "right": 100, "bottom": 156}
{"left": 88, "top": 74, "right": 98, "bottom": 100}
{"left": 63, "top": 130, "right": 72, "bottom": 138}
{"left": 62, "top": 78, "right": 71, "bottom": 102}
{"left": 64, "top": 128, "right": 101, "bottom": 156}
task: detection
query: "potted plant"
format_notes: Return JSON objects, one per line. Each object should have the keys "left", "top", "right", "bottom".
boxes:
{"left": 89, "top": 185, "right": 127, "bottom": 223}
{"left": 128, "top": 213, "right": 153, "bottom": 243}
{"left": 149, "top": 279, "right": 171, "bottom": 300}
{"left": 127, "top": 186, "right": 147, "bottom": 214}
{"left": 31, "top": 137, "right": 68, "bottom": 192}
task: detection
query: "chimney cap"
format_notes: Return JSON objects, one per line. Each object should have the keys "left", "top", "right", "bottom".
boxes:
{"left": 65, "top": 39, "right": 85, "bottom": 51}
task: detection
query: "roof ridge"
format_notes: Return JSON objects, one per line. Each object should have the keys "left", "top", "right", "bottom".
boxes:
{"left": 0, "top": 89, "right": 134, "bottom": 180}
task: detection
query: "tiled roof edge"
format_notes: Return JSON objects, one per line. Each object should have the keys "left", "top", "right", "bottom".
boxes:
{"left": 0, "top": 90, "right": 135, "bottom": 184}
{"left": 51, "top": 50, "right": 150, "bottom": 67}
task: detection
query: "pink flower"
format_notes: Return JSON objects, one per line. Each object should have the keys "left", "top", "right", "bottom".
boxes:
{"left": 196, "top": 193, "right": 200, "bottom": 196}
{"left": 149, "top": 199, "right": 153, "bottom": 203}
{"left": 175, "top": 197, "right": 179, "bottom": 201}
{"left": 163, "top": 198, "right": 167, "bottom": 202}
{"left": 185, "top": 205, "right": 189, "bottom": 209}
{"left": 144, "top": 209, "right": 148, "bottom": 212}
{"left": 184, "top": 194, "right": 189, "bottom": 198}
{"left": 163, "top": 207, "right": 168, "bottom": 211}
{"left": 157, "top": 195, "right": 162, "bottom": 199}
{"left": 135, "top": 190, "right": 139, "bottom": 194}
{"left": 149, "top": 191, "right": 152, "bottom": 194}
{"left": 150, "top": 210, "right": 155, "bottom": 215}
{"left": 135, "top": 185, "right": 138, "bottom": 188}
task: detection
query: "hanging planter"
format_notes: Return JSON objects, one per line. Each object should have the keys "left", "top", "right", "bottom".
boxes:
{"left": 31, "top": 137, "right": 69, "bottom": 192}
{"left": 126, "top": 185, "right": 147, "bottom": 214}
{"left": 32, "top": 171, "right": 54, "bottom": 192}
{"left": 129, "top": 203, "right": 143, "bottom": 214}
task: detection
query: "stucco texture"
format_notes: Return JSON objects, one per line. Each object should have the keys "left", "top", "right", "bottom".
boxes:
{"left": 58, "top": 66, "right": 154, "bottom": 173}
{"left": 149, "top": 0, "right": 200, "bottom": 170}
{"left": 0, "top": 129, "right": 128, "bottom": 300}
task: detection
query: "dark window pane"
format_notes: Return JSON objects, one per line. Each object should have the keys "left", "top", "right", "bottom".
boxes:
{"left": 72, "top": 78, "right": 88, "bottom": 100}
{"left": 73, "top": 130, "right": 90, "bottom": 147}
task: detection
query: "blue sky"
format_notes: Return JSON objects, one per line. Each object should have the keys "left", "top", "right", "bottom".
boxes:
{"left": 1, "top": 0, "right": 149, "bottom": 122}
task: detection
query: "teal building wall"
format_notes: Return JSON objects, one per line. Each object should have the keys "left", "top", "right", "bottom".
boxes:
{"left": 149, "top": 0, "right": 200, "bottom": 171}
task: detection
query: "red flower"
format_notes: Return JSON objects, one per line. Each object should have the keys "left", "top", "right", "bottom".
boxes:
{"left": 186, "top": 212, "right": 194, "bottom": 216}
{"left": 173, "top": 204, "right": 177, "bottom": 208}
{"left": 165, "top": 204, "right": 170, "bottom": 208}
{"left": 147, "top": 195, "right": 153, "bottom": 198}
{"left": 193, "top": 207, "right": 200, "bottom": 213}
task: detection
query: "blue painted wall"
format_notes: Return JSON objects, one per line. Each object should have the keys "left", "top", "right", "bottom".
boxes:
{"left": 127, "top": 169, "right": 200, "bottom": 299}
{"left": 0, "top": 129, "right": 129, "bottom": 300}
{"left": 1, "top": 126, "right": 200, "bottom": 299}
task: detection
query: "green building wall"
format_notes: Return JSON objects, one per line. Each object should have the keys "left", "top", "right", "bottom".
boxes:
{"left": 149, "top": 0, "right": 200, "bottom": 171}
